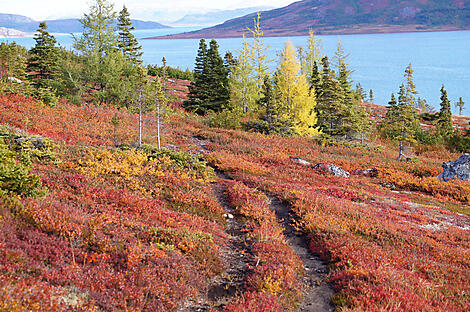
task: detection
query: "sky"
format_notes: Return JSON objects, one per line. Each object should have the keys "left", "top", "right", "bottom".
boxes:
{"left": 0, "top": 0, "right": 297, "bottom": 23}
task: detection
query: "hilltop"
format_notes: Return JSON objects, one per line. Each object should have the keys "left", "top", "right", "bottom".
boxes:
{"left": 0, "top": 12, "right": 169, "bottom": 36}
{"left": 147, "top": 0, "right": 470, "bottom": 39}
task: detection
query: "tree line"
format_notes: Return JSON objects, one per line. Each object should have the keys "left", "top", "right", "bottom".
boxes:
{"left": 183, "top": 15, "right": 468, "bottom": 155}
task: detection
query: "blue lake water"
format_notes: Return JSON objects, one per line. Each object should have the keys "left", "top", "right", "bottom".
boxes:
{"left": 2, "top": 27, "right": 470, "bottom": 115}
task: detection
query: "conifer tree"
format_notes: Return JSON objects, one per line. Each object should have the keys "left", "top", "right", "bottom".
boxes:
{"left": 206, "top": 39, "right": 230, "bottom": 111}
{"left": 27, "top": 22, "right": 59, "bottom": 89}
{"left": 436, "top": 85, "right": 453, "bottom": 136}
{"left": 334, "top": 41, "right": 371, "bottom": 139}
{"left": 316, "top": 56, "right": 344, "bottom": 135}
{"left": 184, "top": 39, "right": 230, "bottom": 114}
{"left": 184, "top": 39, "right": 209, "bottom": 114}
{"left": 230, "top": 35, "right": 257, "bottom": 113}
{"left": 248, "top": 13, "right": 270, "bottom": 90}
{"left": 298, "top": 30, "right": 322, "bottom": 79}
{"left": 355, "top": 83, "right": 366, "bottom": 102}
{"left": 404, "top": 63, "right": 418, "bottom": 107}
{"left": 276, "top": 40, "right": 318, "bottom": 136}
{"left": 309, "top": 60, "right": 321, "bottom": 98}
{"left": 257, "top": 76, "right": 277, "bottom": 127}
{"left": 75, "top": 0, "right": 117, "bottom": 58}
{"left": 383, "top": 85, "right": 419, "bottom": 160}
{"left": 455, "top": 97, "right": 465, "bottom": 115}
{"left": 117, "top": 5, "right": 143, "bottom": 65}
{"left": 223, "top": 51, "right": 236, "bottom": 76}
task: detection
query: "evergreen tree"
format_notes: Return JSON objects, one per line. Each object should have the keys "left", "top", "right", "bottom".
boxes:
{"left": 27, "top": 22, "right": 59, "bottom": 89}
{"left": 184, "top": 39, "right": 230, "bottom": 114}
{"left": 335, "top": 41, "right": 371, "bottom": 139}
{"left": 383, "top": 85, "right": 419, "bottom": 160}
{"left": 74, "top": 0, "right": 117, "bottom": 58}
{"left": 0, "top": 42, "right": 29, "bottom": 94}
{"left": 436, "top": 85, "right": 453, "bottom": 136}
{"left": 276, "top": 40, "right": 318, "bottom": 136}
{"left": 206, "top": 39, "right": 230, "bottom": 111}
{"left": 404, "top": 63, "right": 418, "bottom": 107}
{"left": 355, "top": 83, "right": 366, "bottom": 102}
{"left": 184, "top": 39, "right": 209, "bottom": 114}
{"left": 455, "top": 97, "right": 465, "bottom": 115}
{"left": 230, "top": 35, "right": 257, "bottom": 113}
{"left": 309, "top": 60, "right": 321, "bottom": 98}
{"left": 223, "top": 51, "right": 236, "bottom": 76}
{"left": 117, "top": 5, "right": 143, "bottom": 65}
{"left": 72, "top": 0, "right": 140, "bottom": 105}
{"left": 316, "top": 56, "right": 344, "bottom": 135}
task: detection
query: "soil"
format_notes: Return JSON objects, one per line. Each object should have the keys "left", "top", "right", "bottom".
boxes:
{"left": 182, "top": 136, "right": 335, "bottom": 311}
{"left": 266, "top": 195, "right": 334, "bottom": 312}
{"left": 178, "top": 173, "right": 253, "bottom": 311}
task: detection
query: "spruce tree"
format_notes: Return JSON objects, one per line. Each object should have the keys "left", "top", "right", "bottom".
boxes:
{"left": 404, "top": 63, "right": 418, "bottom": 107}
{"left": 117, "top": 5, "right": 143, "bottom": 65}
{"left": 206, "top": 39, "right": 230, "bottom": 112}
{"left": 184, "top": 39, "right": 209, "bottom": 114}
{"left": 27, "top": 22, "right": 59, "bottom": 89}
{"left": 355, "top": 83, "right": 366, "bottom": 102}
{"left": 316, "top": 56, "right": 344, "bottom": 135}
{"left": 334, "top": 41, "right": 370, "bottom": 139}
{"left": 436, "top": 85, "right": 453, "bottom": 136}
{"left": 369, "top": 89, "right": 374, "bottom": 103}
{"left": 383, "top": 85, "right": 419, "bottom": 160}
{"left": 309, "top": 60, "right": 321, "bottom": 98}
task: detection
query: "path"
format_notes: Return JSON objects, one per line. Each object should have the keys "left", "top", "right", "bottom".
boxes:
{"left": 267, "top": 195, "right": 334, "bottom": 312}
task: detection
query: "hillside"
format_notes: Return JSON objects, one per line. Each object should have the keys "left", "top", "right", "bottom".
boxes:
{"left": 0, "top": 77, "right": 469, "bottom": 311}
{"left": 147, "top": 0, "right": 470, "bottom": 39}
{"left": 0, "top": 12, "right": 169, "bottom": 35}
{"left": 172, "top": 7, "right": 273, "bottom": 26}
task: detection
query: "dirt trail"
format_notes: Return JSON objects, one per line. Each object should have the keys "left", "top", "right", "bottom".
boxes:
{"left": 187, "top": 136, "right": 334, "bottom": 311}
{"left": 179, "top": 174, "right": 253, "bottom": 311}
{"left": 267, "top": 195, "right": 334, "bottom": 312}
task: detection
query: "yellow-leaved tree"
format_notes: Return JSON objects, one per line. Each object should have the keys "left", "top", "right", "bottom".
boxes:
{"left": 276, "top": 40, "right": 319, "bottom": 136}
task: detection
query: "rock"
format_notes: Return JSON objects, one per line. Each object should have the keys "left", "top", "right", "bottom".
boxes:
{"left": 291, "top": 157, "right": 312, "bottom": 166}
{"left": 351, "top": 168, "right": 379, "bottom": 178}
{"left": 223, "top": 213, "right": 234, "bottom": 219}
{"left": 438, "top": 154, "right": 470, "bottom": 182}
{"left": 313, "top": 163, "right": 350, "bottom": 178}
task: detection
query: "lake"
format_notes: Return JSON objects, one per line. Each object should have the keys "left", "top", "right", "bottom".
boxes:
{"left": 2, "top": 27, "right": 470, "bottom": 115}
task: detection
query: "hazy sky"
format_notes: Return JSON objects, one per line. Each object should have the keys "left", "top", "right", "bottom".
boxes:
{"left": 0, "top": 0, "right": 297, "bottom": 22}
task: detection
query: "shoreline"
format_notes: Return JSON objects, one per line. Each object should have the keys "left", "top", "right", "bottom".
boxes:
{"left": 144, "top": 24, "right": 470, "bottom": 40}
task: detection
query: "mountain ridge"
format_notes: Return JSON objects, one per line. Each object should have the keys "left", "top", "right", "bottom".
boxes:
{"left": 145, "top": 0, "right": 470, "bottom": 39}
{"left": 0, "top": 12, "right": 169, "bottom": 36}
{"left": 172, "top": 6, "right": 274, "bottom": 26}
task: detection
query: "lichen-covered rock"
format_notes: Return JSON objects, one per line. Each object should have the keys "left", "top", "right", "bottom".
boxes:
{"left": 313, "top": 163, "right": 350, "bottom": 178}
{"left": 291, "top": 157, "right": 312, "bottom": 166}
{"left": 438, "top": 154, "right": 470, "bottom": 182}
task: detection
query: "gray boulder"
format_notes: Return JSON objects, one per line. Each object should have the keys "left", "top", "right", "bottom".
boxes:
{"left": 438, "top": 154, "right": 470, "bottom": 182}
{"left": 313, "top": 163, "right": 350, "bottom": 178}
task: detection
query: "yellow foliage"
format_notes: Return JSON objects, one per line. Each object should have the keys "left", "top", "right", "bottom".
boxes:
{"left": 277, "top": 40, "right": 319, "bottom": 136}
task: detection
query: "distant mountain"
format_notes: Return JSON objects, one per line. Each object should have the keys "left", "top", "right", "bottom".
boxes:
{"left": 172, "top": 7, "right": 273, "bottom": 26}
{"left": 0, "top": 13, "right": 169, "bottom": 35}
{"left": 147, "top": 0, "right": 470, "bottom": 39}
